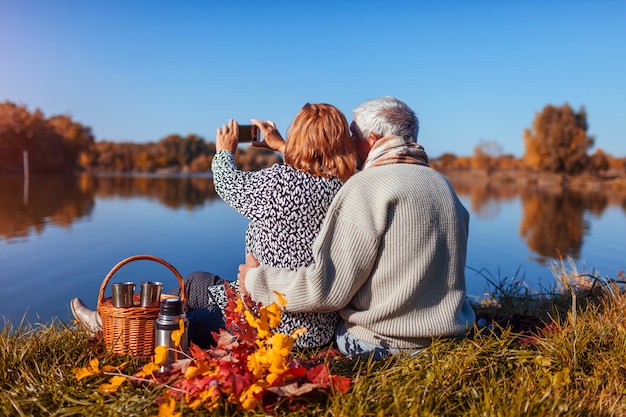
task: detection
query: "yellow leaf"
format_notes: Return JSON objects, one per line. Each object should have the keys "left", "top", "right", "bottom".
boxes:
{"left": 154, "top": 345, "right": 168, "bottom": 366}
{"left": 98, "top": 375, "right": 126, "bottom": 394}
{"left": 268, "top": 333, "right": 293, "bottom": 357}
{"left": 136, "top": 361, "right": 161, "bottom": 378}
{"left": 290, "top": 327, "right": 307, "bottom": 339}
{"left": 244, "top": 309, "right": 258, "bottom": 328}
{"left": 102, "top": 361, "right": 128, "bottom": 373}
{"left": 534, "top": 355, "right": 552, "bottom": 367}
{"left": 273, "top": 291, "right": 288, "bottom": 307}
{"left": 267, "top": 349, "right": 289, "bottom": 376}
{"left": 550, "top": 368, "right": 572, "bottom": 389}
{"left": 264, "top": 303, "right": 283, "bottom": 328}
{"left": 72, "top": 358, "right": 100, "bottom": 381}
{"left": 247, "top": 349, "right": 268, "bottom": 377}
{"left": 188, "top": 387, "right": 219, "bottom": 411}
{"left": 171, "top": 319, "right": 185, "bottom": 348}
{"left": 155, "top": 395, "right": 182, "bottom": 417}
{"left": 239, "top": 383, "right": 265, "bottom": 411}
{"left": 184, "top": 365, "right": 200, "bottom": 379}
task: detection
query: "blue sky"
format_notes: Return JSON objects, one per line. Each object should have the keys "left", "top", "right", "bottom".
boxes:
{"left": 2, "top": 1, "right": 624, "bottom": 158}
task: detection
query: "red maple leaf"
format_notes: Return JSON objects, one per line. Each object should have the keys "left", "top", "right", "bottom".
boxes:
{"left": 188, "top": 342, "right": 209, "bottom": 361}
{"left": 213, "top": 328, "right": 238, "bottom": 350}
{"left": 330, "top": 374, "right": 352, "bottom": 394}
{"left": 217, "top": 363, "right": 254, "bottom": 396}
{"left": 306, "top": 363, "right": 351, "bottom": 394}
{"left": 306, "top": 364, "right": 331, "bottom": 388}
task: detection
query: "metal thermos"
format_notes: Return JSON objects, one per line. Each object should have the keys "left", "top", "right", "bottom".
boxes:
{"left": 154, "top": 297, "right": 188, "bottom": 371}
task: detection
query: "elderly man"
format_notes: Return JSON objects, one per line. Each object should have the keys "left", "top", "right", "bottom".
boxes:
{"left": 238, "top": 96, "right": 475, "bottom": 358}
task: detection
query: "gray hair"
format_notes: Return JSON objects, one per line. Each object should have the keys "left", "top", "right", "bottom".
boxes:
{"left": 352, "top": 96, "right": 419, "bottom": 142}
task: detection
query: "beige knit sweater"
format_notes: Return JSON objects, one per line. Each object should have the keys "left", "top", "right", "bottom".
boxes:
{"left": 246, "top": 164, "right": 476, "bottom": 349}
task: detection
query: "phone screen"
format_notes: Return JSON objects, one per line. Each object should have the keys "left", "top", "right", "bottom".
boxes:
{"left": 239, "top": 125, "right": 259, "bottom": 142}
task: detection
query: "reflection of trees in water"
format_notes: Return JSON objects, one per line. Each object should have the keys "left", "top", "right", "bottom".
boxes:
{"left": 5, "top": 172, "right": 625, "bottom": 262}
{"left": 449, "top": 175, "right": 618, "bottom": 264}
{"left": 518, "top": 188, "right": 612, "bottom": 263}
{"left": 0, "top": 174, "right": 220, "bottom": 241}
{"left": 0, "top": 174, "right": 96, "bottom": 241}
{"left": 91, "top": 175, "right": 219, "bottom": 209}
{"left": 450, "top": 179, "right": 520, "bottom": 220}
{"left": 519, "top": 188, "right": 599, "bottom": 263}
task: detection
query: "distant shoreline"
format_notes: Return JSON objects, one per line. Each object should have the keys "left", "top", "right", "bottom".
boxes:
{"left": 441, "top": 168, "right": 626, "bottom": 193}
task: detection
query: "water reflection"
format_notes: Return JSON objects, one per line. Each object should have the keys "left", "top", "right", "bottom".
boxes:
{"left": 519, "top": 188, "right": 598, "bottom": 263}
{"left": 451, "top": 180, "right": 520, "bottom": 220}
{"left": 0, "top": 175, "right": 93, "bottom": 242}
{"left": 0, "top": 174, "right": 220, "bottom": 242}
{"left": 2, "top": 173, "right": 625, "bottom": 267}
{"left": 448, "top": 176, "right": 626, "bottom": 265}
{"left": 89, "top": 174, "right": 219, "bottom": 209}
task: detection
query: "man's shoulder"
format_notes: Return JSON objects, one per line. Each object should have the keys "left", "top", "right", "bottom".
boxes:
{"left": 350, "top": 164, "right": 439, "bottom": 183}
{"left": 344, "top": 164, "right": 455, "bottom": 199}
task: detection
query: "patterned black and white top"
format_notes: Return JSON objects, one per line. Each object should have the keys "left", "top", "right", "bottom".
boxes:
{"left": 210, "top": 150, "right": 343, "bottom": 347}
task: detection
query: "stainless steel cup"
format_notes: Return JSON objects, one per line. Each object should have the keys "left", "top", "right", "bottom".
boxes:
{"left": 140, "top": 281, "right": 163, "bottom": 307}
{"left": 112, "top": 282, "right": 136, "bottom": 308}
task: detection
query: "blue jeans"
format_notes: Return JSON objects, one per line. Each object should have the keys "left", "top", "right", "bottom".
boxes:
{"left": 335, "top": 321, "right": 420, "bottom": 360}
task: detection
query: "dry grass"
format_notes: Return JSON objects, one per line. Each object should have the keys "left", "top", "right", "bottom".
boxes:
{"left": 2, "top": 260, "right": 626, "bottom": 416}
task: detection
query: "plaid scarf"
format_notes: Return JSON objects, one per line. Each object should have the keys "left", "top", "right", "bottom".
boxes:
{"left": 362, "top": 135, "right": 429, "bottom": 170}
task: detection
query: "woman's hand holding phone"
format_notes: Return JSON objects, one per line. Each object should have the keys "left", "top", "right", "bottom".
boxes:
{"left": 216, "top": 119, "right": 240, "bottom": 153}
{"left": 250, "top": 119, "right": 286, "bottom": 154}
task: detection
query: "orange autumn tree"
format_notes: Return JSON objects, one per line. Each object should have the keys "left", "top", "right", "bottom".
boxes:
{"left": 523, "top": 104, "right": 594, "bottom": 175}
{"left": 0, "top": 101, "right": 67, "bottom": 173}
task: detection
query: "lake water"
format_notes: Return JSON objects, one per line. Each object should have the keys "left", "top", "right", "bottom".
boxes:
{"left": 1, "top": 173, "right": 625, "bottom": 328}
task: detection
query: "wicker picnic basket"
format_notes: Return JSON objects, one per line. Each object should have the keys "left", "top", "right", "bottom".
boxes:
{"left": 97, "top": 254, "right": 187, "bottom": 356}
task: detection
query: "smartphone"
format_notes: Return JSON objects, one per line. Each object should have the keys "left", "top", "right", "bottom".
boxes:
{"left": 238, "top": 125, "right": 260, "bottom": 142}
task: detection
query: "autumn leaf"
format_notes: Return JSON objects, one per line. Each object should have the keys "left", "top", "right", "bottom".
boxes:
{"left": 306, "top": 364, "right": 351, "bottom": 393}
{"left": 267, "top": 381, "right": 322, "bottom": 397}
{"left": 267, "top": 366, "right": 307, "bottom": 387}
{"left": 188, "top": 342, "right": 209, "bottom": 361}
{"left": 171, "top": 318, "right": 185, "bottom": 348}
{"left": 273, "top": 291, "right": 288, "bottom": 307}
{"left": 135, "top": 361, "right": 161, "bottom": 378}
{"left": 330, "top": 374, "right": 352, "bottom": 394}
{"left": 306, "top": 364, "right": 332, "bottom": 388}
{"left": 290, "top": 327, "right": 307, "bottom": 340}
{"left": 78, "top": 281, "right": 351, "bottom": 412}
{"left": 102, "top": 361, "right": 128, "bottom": 373}
{"left": 217, "top": 363, "right": 254, "bottom": 396}
{"left": 154, "top": 345, "right": 168, "bottom": 366}
{"left": 239, "top": 382, "right": 265, "bottom": 410}
{"left": 213, "top": 328, "right": 238, "bottom": 349}
{"left": 171, "top": 357, "right": 194, "bottom": 374}
{"left": 267, "top": 333, "right": 293, "bottom": 356}
{"left": 550, "top": 368, "right": 572, "bottom": 389}
{"left": 534, "top": 355, "right": 552, "bottom": 367}
{"left": 98, "top": 375, "right": 126, "bottom": 394}
{"left": 72, "top": 358, "right": 100, "bottom": 381}
{"left": 263, "top": 302, "right": 283, "bottom": 328}
{"left": 153, "top": 395, "right": 182, "bottom": 417}
{"left": 188, "top": 387, "right": 220, "bottom": 411}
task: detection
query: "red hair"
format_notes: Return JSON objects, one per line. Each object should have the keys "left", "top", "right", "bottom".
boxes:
{"left": 284, "top": 103, "right": 356, "bottom": 182}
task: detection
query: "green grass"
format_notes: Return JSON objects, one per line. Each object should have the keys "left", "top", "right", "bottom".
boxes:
{"left": 2, "top": 261, "right": 626, "bottom": 416}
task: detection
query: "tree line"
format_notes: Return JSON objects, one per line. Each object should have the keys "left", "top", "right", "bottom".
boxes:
{"left": 432, "top": 104, "right": 624, "bottom": 174}
{"left": 1, "top": 100, "right": 624, "bottom": 175}
{"left": 0, "top": 101, "right": 280, "bottom": 174}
